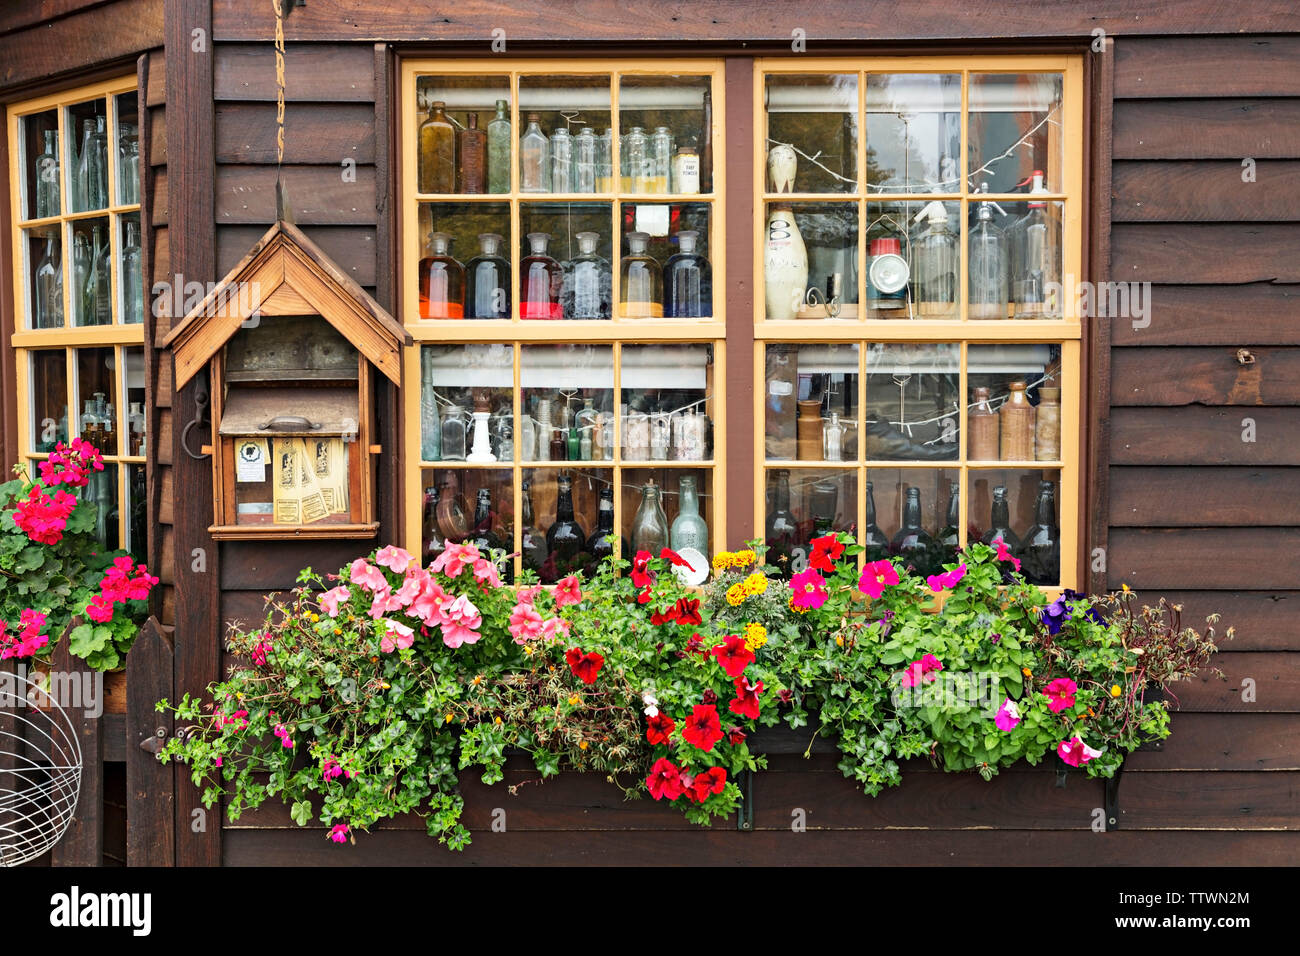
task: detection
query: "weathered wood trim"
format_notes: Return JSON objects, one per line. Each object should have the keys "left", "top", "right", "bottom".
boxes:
{"left": 0, "top": 106, "right": 16, "bottom": 471}
{"left": 126, "top": 618, "right": 175, "bottom": 866}
{"left": 166, "top": 0, "right": 219, "bottom": 869}
{"left": 139, "top": 49, "right": 164, "bottom": 617}
{"left": 48, "top": 641, "right": 103, "bottom": 866}
{"left": 1114, "top": 35, "right": 1300, "bottom": 99}
{"left": 723, "top": 56, "right": 754, "bottom": 551}
{"left": 374, "top": 42, "right": 401, "bottom": 544}
{"left": 0, "top": 0, "right": 162, "bottom": 95}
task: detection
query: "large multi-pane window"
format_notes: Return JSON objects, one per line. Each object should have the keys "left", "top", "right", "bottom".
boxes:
{"left": 401, "top": 60, "right": 726, "bottom": 582}
{"left": 6, "top": 77, "right": 147, "bottom": 558}
{"left": 755, "top": 57, "right": 1083, "bottom": 589}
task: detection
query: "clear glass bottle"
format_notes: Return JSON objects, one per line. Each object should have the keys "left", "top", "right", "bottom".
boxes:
{"left": 466, "top": 232, "right": 510, "bottom": 319}
{"left": 91, "top": 115, "right": 109, "bottom": 209}
{"left": 764, "top": 469, "right": 800, "bottom": 574}
{"left": 520, "top": 479, "right": 548, "bottom": 577}
{"left": 36, "top": 129, "right": 60, "bottom": 218}
{"left": 470, "top": 487, "right": 504, "bottom": 555}
{"left": 118, "top": 123, "right": 139, "bottom": 206}
{"left": 420, "top": 354, "right": 441, "bottom": 461}
{"left": 418, "top": 100, "right": 457, "bottom": 194}
{"left": 418, "top": 231, "right": 465, "bottom": 319}
{"left": 575, "top": 398, "right": 598, "bottom": 461}
{"left": 549, "top": 127, "right": 573, "bottom": 193}
{"left": 649, "top": 126, "right": 673, "bottom": 194}
{"left": 128, "top": 401, "right": 145, "bottom": 455}
{"left": 74, "top": 118, "right": 95, "bottom": 211}
{"left": 672, "top": 146, "right": 700, "bottom": 195}
{"left": 1019, "top": 480, "right": 1060, "bottom": 585}
{"left": 521, "top": 232, "right": 562, "bottom": 319}
{"left": 596, "top": 128, "right": 614, "bottom": 192}
{"left": 72, "top": 231, "right": 93, "bottom": 325}
{"left": 650, "top": 411, "right": 671, "bottom": 461}
{"left": 520, "top": 113, "right": 551, "bottom": 193}
{"left": 623, "top": 126, "right": 648, "bottom": 192}
{"left": 34, "top": 237, "right": 63, "bottom": 329}
{"left": 91, "top": 224, "right": 111, "bottom": 325}
{"left": 969, "top": 199, "right": 1008, "bottom": 319}
{"left": 663, "top": 230, "right": 711, "bottom": 318}
{"left": 861, "top": 481, "right": 889, "bottom": 562}
{"left": 912, "top": 201, "right": 957, "bottom": 317}
{"left": 822, "top": 410, "right": 844, "bottom": 461}
{"left": 457, "top": 112, "right": 487, "bottom": 194}
{"left": 620, "top": 231, "right": 663, "bottom": 318}
{"left": 440, "top": 404, "right": 467, "bottom": 461}
{"left": 1009, "top": 170, "right": 1061, "bottom": 318}
{"left": 670, "top": 474, "right": 708, "bottom": 552}
{"left": 545, "top": 474, "right": 587, "bottom": 583}
{"left": 422, "top": 485, "right": 446, "bottom": 565}
{"left": 573, "top": 126, "right": 597, "bottom": 193}
{"left": 490, "top": 401, "right": 514, "bottom": 460}
{"left": 891, "top": 487, "right": 938, "bottom": 576}
{"left": 487, "top": 99, "right": 511, "bottom": 194}
{"left": 584, "top": 487, "right": 616, "bottom": 574}
{"left": 631, "top": 479, "right": 670, "bottom": 554}
{"left": 121, "top": 219, "right": 143, "bottom": 324}
{"left": 979, "top": 485, "right": 1021, "bottom": 552}
{"left": 567, "top": 230, "right": 610, "bottom": 320}
{"left": 533, "top": 398, "right": 553, "bottom": 462}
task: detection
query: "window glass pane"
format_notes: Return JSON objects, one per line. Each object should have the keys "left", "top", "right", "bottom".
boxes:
{"left": 416, "top": 201, "right": 510, "bottom": 318}
{"left": 415, "top": 75, "right": 510, "bottom": 195}
{"left": 864, "top": 467, "right": 959, "bottom": 576}
{"left": 123, "top": 346, "right": 146, "bottom": 456}
{"left": 25, "top": 226, "right": 64, "bottom": 329}
{"left": 419, "top": 344, "right": 514, "bottom": 463}
{"left": 517, "top": 74, "right": 612, "bottom": 194}
{"left": 994, "top": 199, "right": 1064, "bottom": 320}
{"left": 864, "top": 343, "right": 959, "bottom": 462}
{"left": 968, "top": 73, "right": 1063, "bottom": 194}
{"left": 967, "top": 343, "right": 1063, "bottom": 463}
{"left": 86, "top": 463, "right": 118, "bottom": 547}
{"left": 29, "top": 349, "right": 69, "bottom": 453}
{"left": 65, "top": 97, "right": 108, "bottom": 213}
{"left": 20, "top": 109, "right": 61, "bottom": 221}
{"left": 421, "top": 467, "right": 514, "bottom": 579}
{"left": 865, "top": 74, "right": 960, "bottom": 194}
{"left": 865, "top": 198, "right": 958, "bottom": 320}
{"left": 522, "top": 467, "right": 612, "bottom": 582}
{"left": 620, "top": 344, "right": 713, "bottom": 463}
{"left": 624, "top": 467, "right": 713, "bottom": 559}
{"left": 764, "top": 467, "right": 857, "bottom": 575}
{"left": 967, "top": 467, "right": 1061, "bottom": 586}
{"left": 618, "top": 202, "right": 711, "bottom": 318}
{"left": 126, "top": 463, "right": 146, "bottom": 561}
{"left": 764, "top": 343, "right": 858, "bottom": 462}
{"left": 76, "top": 346, "right": 119, "bottom": 456}
{"left": 115, "top": 90, "right": 140, "bottom": 206}
{"left": 619, "top": 74, "right": 713, "bottom": 195}
{"left": 765, "top": 201, "right": 858, "bottom": 320}
{"left": 119, "top": 212, "right": 144, "bottom": 324}
{"left": 519, "top": 202, "right": 611, "bottom": 319}
{"left": 764, "top": 73, "right": 858, "bottom": 194}
{"left": 521, "top": 345, "right": 613, "bottom": 464}
{"left": 70, "top": 215, "right": 113, "bottom": 326}
{"left": 233, "top": 437, "right": 351, "bottom": 527}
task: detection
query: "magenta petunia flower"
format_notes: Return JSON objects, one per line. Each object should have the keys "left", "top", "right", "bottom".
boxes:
{"left": 858, "top": 559, "right": 900, "bottom": 599}
{"left": 789, "top": 568, "right": 829, "bottom": 611}
{"left": 995, "top": 697, "right": 1022, "bottom": 731}
{"left": 993, "top": 537, "right": 1022, "bottom": 572}
{"left": 926, "top": 563, "right": 967, "bottom": 593}
{"left": 1057, "top": 736, "right": 1102, "bottom": 767}
{"left": 328, "top": 824, "right": 350, "bottom": 844}
{"left": 553, "top": 574, "right": 583, "bottom": 608}
{"left": 1043, "top": 677, "right": 1078, "bottom": 713}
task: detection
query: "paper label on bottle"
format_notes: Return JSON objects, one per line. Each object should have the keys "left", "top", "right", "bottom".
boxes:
{"left": 769, "top": 380, "right": 793, "bottom": 397}
{"left": 635, "top": 205, "right": 670, "bottom": 237}
{"left": 236, "top": 439, "right": 268, "bottom": 483}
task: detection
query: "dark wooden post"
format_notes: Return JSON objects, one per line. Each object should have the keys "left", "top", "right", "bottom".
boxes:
{"left": 47, "top": 639, "right": 104, "bottom": 867}
{"left": 126, "top": 618, "right": 175, "bottom": 866}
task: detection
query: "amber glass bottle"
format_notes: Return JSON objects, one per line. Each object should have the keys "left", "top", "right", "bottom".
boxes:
{"left": 419, "top": 232, "right": 465, "bottom": 319}
{"left": 457, "top": 113, "right": 487, "bottom": 194}
{"left": 418, "top": 100, "right": 457, "bottom": 193}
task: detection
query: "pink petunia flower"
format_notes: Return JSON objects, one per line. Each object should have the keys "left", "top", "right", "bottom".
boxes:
{"left": 993, "top": 537, "right": 1022, "bottom": 572}
{"left": 926, "top": 563, "right": 967, "bottom": 593}
{"left": 379, "top": 619, "right": 415, "bottom": 654}
{"left": 1043, "top": 677, "right": 1078, "bottom": 714}
{"left": 408, "top": 577, "right": 450, "bottom": 628}
{"left": 515, "top": 584, "right": 543, "bottom": 606}
{"left": 1057, "top": 736, "right": 1103, "bottom": 767}
{"left": 541, "top": 616, "right": 571, "bottom": 641}
{"left": 394, "top": 569, "right": 428, "bottom": 608}
{"left": 348, "top": 558, "right": 388, "bottom": 593}
{"left": 553, "top": 575, "right": 583, "bottom": 608}
{"left": 367, "top": 586, "right": 404, "bottom": 620}
{"left": 789, "top": 568, "right": 829, "bottom": 611}
{"left": 858, "top": 559, "right": 900, "bottom": 599}
{"left": 995, "top": 697, "right": 1022, "bottom": 731}
{"left": 440, "top": 594, "right": 483, "bottom": 648}
{"left": 430, "top": 542, "right": 481, "bottom": 579}
{"left": 471, "top": 557, "right": 502, "bottom": 588}
{"left": 374, "top": 545, "right": 414, "bottom": 573}
{"left": 328, "top": 824, "right": 350, "bottom": 844}
{"left": 508, "top": 602, "right": 545, "bottom": 644}
{"left": 318, "top": 585, "right": 352, "bottom": 618}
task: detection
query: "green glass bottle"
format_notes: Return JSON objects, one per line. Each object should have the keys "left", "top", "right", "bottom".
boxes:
{"left": 487, "top": 99, "right": 511, "bottom": 194}
{"left": 670, "top": 474, "right": 708, "bottom": 552}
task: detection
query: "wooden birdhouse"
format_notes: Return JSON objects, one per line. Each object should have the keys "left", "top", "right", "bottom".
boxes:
{"left": 163, "top": 220, "right": 411, "bottom": 539}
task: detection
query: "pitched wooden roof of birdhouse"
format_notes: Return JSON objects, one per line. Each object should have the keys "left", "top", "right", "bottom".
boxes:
{"left": 163, "top": 220, "right": 411, "bottom": 387}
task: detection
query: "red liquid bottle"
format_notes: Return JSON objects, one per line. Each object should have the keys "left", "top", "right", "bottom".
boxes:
{"left": 521, "top": 231, "right": 562, "bottom": 319}
{"left": 419, "top": 231, "right": 465, "bottom": 319}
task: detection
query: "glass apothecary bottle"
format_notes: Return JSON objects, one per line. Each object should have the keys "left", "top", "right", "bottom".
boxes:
{"left": 520, "top": 113, "right": 551, "bottom": 193}
{"left": 670, "top": 474, "right": 708, "bottom": 552}
{"left": 631, "top": 479, "right": 670, "bottom": 554}
{"left": 822, "top": 411, "right": 844, "bottom": 461}
{"left": 457, "top": 112, "right": 487, "bottom": 194}
{"left": 466, "top": 232, "right": 509, "bottom": 319}
{"left": 764, "top": 469, "right": 800, "bottom": 574}
{"left": 1019, "top": 481, "right": 1060, "bottom": 585}
{"left": 912, "top": 201, "right": 957, "bottom": 317}
{"left": 118, "top": 124, "right": 139, "bottom": 206}
{"left": 572, "top": 126, "right": 597, "bottom": 193}
{"left": 861, "top": 481, "right": 889, "bottom": 562}
{"left": 998, "top": 381, "right": 1034, "bottom": 461}
{"left": 91, "top": 224, "right": 111, "bottom": 325}
{"left": 72, "top": 232, "right": 92, "bottom": 324}
{"left": 649, "top": 126, "right": 673, "bottom": 194}
{"left": 422, "top": 485, "right": 446, "bottom": 565}
{"left": 91, "top": 116, "right": 109, "bottom": 209}
{"left": 585, "top": 487, "right": 617, "bottom": 573}
{"left": 939, "top": 482, "right": 960, "bottom": 556}
{"left": 549, "top": 127, "right": 574, "bottom": 193}
{"left": 567, "top": 230, "right": 610, "bottom": 320}
{"left": 418, "top": 100, "right": 457, "bottom": 194}
{"left": 490, "top": 401, "right": 514, "bottom": 460}
{"left": 34, "top": 237, "right": 63, "bottom": 329}
{"left": 128, "top": 402, "right": 145, "bottom": 455}
{"left": 521, "top": 232, "right": 562, "bottom": 319}
{"left": 36, "top": 130, "right": 60, "bottom": 219}
{"left": 121, "top": 219, "right": 143, "bottom": 325}
{"left": 968, "top": 385, "right": 999, "bottom": 461}
{"left": 486, "top": 99, "right": 511, "bottom": 194}
{"left": 663, "top": 230, "right": 711, "bottom": 318}
{"left": 1008, "top": 171, "right": 1061, "bottom": 319}
{"left": 1035, "top": 386, "right": 1061, "bottom": 461}
{"left": 596, "top": 128, "right": 614, "bottom": 193}
{"left": 969, "top": 198, "right": 1008, "bottom": 319}
{"left": 419, "top": 231, "right": 465, "bottom": 319}
{"left": 575, "top": 399, "right": 599, "bottom": 460}
{"left": 620, "top": 231, "right": 663, "bottom": 318}
{"left": 623, "top": 126, "right": 648, "bottom": 192}
{"left": 470, "top": 488, "right": 503, "bottom": 555}
{"left": 72, "top": 119, "right": 92, "bottom": 212}
{"left": 545, "top": 474, "right": 587, "bottom": 582}
{"left": 440, "top": 404, "right": 467, "bottom": 461}
{"left": 420, "top": 353, "right": 441, "bottom": 461}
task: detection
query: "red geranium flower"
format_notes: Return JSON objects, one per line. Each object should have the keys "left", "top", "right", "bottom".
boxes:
{"left": 681, "top": 703, "right": 723, "bottom": 751}
{"left": 646, "top": 758, "right": 685, "bottom": 801}
{"left": 564, "top": 647, "right": 605, "bottom": 685}
{"left": 710, "top": 634, "right": 755, "bottom": 678}
{"left": 645, "top": 711, "right": 675, "bottom": 745}
{"left": 729, "top": 676, "right": 764, "bottom": 720}
{"left": 809, "top": 533, "right": 845, "bottom": 572}
{"left": 683, "top": 766, "right": 728, "bottom": 802}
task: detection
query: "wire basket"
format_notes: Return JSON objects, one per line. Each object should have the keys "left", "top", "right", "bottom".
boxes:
{"left": 0, "top": 670, "right": 83, "bottom": 867}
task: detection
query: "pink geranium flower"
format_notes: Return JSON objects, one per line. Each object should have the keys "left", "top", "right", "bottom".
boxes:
{"left": 348, "top": 558, "right": 388, "bottom": 593}
{"left": 318, "top": 585, "right": 352, "bottom": 618}
{"left": 1043, "top": 677, "right": 1078, "bottom": 714}
{"left": 993, "top": 537, "right": 1022, "bottom": 572}
{"left": 328, "top": 824, "right": 350, "bottom": 844}
{"left": 858, "top": 559, "right": 900, "bottom": 599}
{"left": 379, "top": 619, "right": 415, "bottom": 654}
{"left": 508, "top": 602, "right": 544, "bottom": 644}
{"left": 926, "top": 563, "right": 967, "bottom": 593}
{"left": 789, "top": 568, "right": 829, "bottom": 611}
{"left": 440, "top": 594, "right": 483, "bottom": 648}
{"left": 374, "top": 545, "right": 414, "bottom": 573}
{"left": 431, "top": 542, "right": 480, "bottom": 579}
{"left": 995, "top": 697, "right": 1022, "bottom": 731}
{"left": 1057, "top": 736, "right": 1103, "bottom": 767}
{"left": 553, "top": 575, "right": 583, "bottom": 608}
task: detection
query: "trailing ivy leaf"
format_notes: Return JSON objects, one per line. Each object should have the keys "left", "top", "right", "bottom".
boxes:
{"left": 290, "top": 800, "right": 314, "bottom": 826}
{"left": 68, "top": 623, "right": 109, "bottom": 657}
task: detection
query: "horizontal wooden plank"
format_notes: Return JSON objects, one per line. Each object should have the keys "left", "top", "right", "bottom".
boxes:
{"left": 218, "top": 225, "right": 376, "bottom": 288}
{"left": 0, "top": 0, "right": 162, "bottom": 91}
{"left": 211, "top": 0, "right": 1300, "bottom": 42}
{"left": 1114, "top": 36, "right": 1300, "bottom": 99}
{"left": 1111, "top": 284, "right": 1299, "bottom": 347}
{"left": 216, "top": 165, "right": 377, "bottom": 225}
{"left": 149, "top": 106, "right": 165, "bottom": 167}
{"left": 1115, "top": 591, "right": 1298, "bottom": 653}
{"left": 1109, "top": 529, "right": 1300, "bottom": 590}
{"left": 215, "top": 102, "right": 375, "bottom": 165}
{"left": 214, "top": 42, "right": 376, "bottom": 102}
{"left": 1115, "top": 99, "right": 1300, "bottom": 159}
{"left": 219, "top": 540, "right": 374, "bottom": 590}
{"left": 1126, "top": 714, "right": 1300, "bottom": 770}
{"left": 151, "top": 226, "right": 169, "bottom": 284}
{"left": 0, "top": 0, "right": 114, "bottom": 37}
{"left": 1162, "top": 652, "right": 1300, "bottom": 713}
{"left": 158, "top": 524, "right": 174, "bottom": 585}
{"left": 145, "top": 49, "right": 165, "bottom": 106}
{"left": 1113, "top": 161, "right": 1300, "bottom": 221}
{"left": 151, "top": 168, "right": 167, "bottom": 227}
{"left": 1110, "top": 408, "right": 1300, "bottom": 467}
{"left": 223, "top": 821, "right": 1300, "bottom": 867}
{"left": 1122, "top": 771, "right": 1300, "bottom": 829}
{"left": 1109, "top": 467, "right": 1300, "bottom": 527}
{"left": 1111, "top": 347, "right": 1300, "bottom": 406}
{"left": 1112, "top": 224, "right": 1300, "bottom": 284}
{"left": 158, "top": 467, "right": 173, "bottom": 524}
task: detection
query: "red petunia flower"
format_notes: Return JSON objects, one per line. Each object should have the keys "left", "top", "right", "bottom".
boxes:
{"left": 683, "top": 633, "right": 706, "bottom": 656}
{"left": 645, "top": 711, "right": 675, "bottom": 745}
{"left": 646, "top": 758, "right": 685, "bottom": 801}
{"left": 809, "top": 533, "right": 845, "bottom": 573}
{"left": 631, "top": 550, "right": 653, "bottom": 589}
{"left": 729, "top": 676, "right": 764, "bottom": 721}
{"left": 727, "top": 725, "right": 747, "bottom": 746}
{"left": 710, "top": 634, "right": 755, "bottom": 678}
{"left": 659, "top": 547, "right": 696, "bottom": 573}
{"left": 683, "top": 766, "right": 728, "bottom": 803}
{"left": 672, "top": 597, "right": 702, "bottom": 627}
{"left": 650, "top": 605, "right": 680, "bottom": 626}
{"left": 681, "top": 703, "right": 723, "bottom": 751}
{"left": 564, "top": 647, "right": 605, "bottom": 685}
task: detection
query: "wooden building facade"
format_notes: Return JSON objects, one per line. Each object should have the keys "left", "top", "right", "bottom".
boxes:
{"left": 1, "top": 0, "right": 1298, "bottom": 866}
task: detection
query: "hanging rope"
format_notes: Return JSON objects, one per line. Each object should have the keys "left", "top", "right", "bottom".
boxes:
{"left": 272, "top": 0, "right": 287, "bottom": 216}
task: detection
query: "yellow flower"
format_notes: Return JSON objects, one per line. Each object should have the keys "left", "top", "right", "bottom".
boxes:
{"left": 744, "top": 572, "right": 768, "bottom": 595}
{"left": 494, "top": 716, "right": 502, "bottom": 725}
{"left": 743, "top": 622, "right": 768, "bottom": 651}
{"left": 444, "top": 713, "right": 454, "bottom": 723}
{"left": 310, "top": 613, "right": 320, "bottom": 623}
{"left": 568, "top": 694, "right": 580, "bottom": 706}
{"left": 379, "top": 681, "right": 390, "bottom": 689}
{"left": 578, "top": 740, "right": 589, "bottom": 750}
{"left": 835, "top": 635, "right": 844, "bottom": 647}
{"left": 1110, "top": 684, "right": 1122, "bottom": 698}
{"left": 1022, "top": 668, "right": 1032, "bottom": 678}
{"left": 734, "top": 549, "right": 757, "bottom": 569}
{"left": 712, "top": 551, "right": 735, "bottom": 572}
{"left": 1121, "top": 582, "right": 1131, "bottom": 593}
{"left": 726, "top": 582, "right": 747, "bottom": 607}
{"left": 523, "top": 645, "right": 535, "bottom": 656}
{"left": 472, "top": 674, "right": 483, "bottom": 686}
